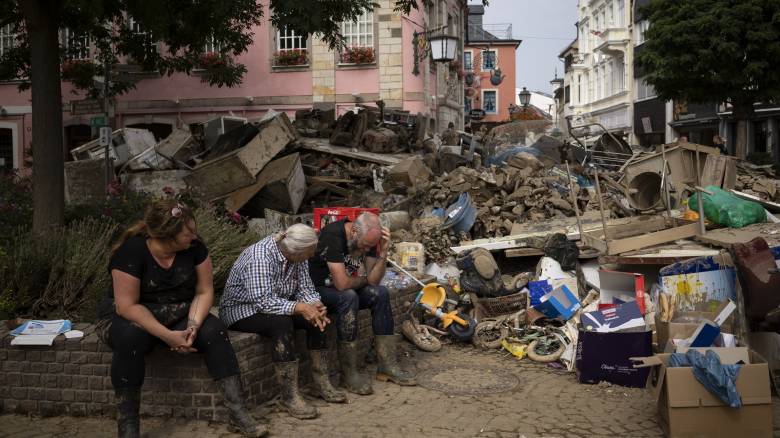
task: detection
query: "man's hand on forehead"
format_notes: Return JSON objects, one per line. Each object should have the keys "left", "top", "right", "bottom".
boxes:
{"left": 362, "top": 228, "right": 382, "bottom": 246}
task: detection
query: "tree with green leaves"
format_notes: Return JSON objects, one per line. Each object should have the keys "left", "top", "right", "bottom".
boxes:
{"left": 635, "top": 0, "right": 780, "bottom": 159}
{"left": 0, "top": 0, "right": 483, "bottom": 234}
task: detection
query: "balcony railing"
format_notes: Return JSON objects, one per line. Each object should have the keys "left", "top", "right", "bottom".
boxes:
{"left": 468, "top": 23, "right": 513, "bottom": 41}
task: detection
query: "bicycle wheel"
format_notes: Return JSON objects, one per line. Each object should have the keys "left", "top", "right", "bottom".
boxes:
{"left": 472, "top": 321, "right": 507, "bottom": 349}
{"left": 526, "top": 339, "right": 565, "bottom": 363}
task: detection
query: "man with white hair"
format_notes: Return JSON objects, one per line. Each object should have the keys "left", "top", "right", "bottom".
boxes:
{"left": 309, "top": 212, "right": 416, "bottom": 395}
{"left": 220, "top": 224, "right": 345, "bottom": 420}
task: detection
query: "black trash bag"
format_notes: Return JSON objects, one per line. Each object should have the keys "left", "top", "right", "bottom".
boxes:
{"left": 543, "top": 233, "right": 579, "bottom": 271}
{"left": 456, "top": 247, "right": 508, "bottom": 298}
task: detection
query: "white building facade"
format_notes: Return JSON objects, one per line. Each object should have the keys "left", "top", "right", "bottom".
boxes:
{"left": 569, "top": 0, "right": 633, "bottom": 142}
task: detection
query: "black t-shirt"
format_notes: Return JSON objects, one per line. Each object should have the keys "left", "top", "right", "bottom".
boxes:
{"left": 98, "top": 234, "right": 209, "bottom": 318}
{"left": 308, "top": 219, "right": 377, "bottom": 287}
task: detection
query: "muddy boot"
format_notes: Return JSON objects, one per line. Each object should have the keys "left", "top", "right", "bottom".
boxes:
{"left": 216, "top": 375, "right": 268, "bottom": 437}
{"left": 375, "top": 335, "right": 417, "bottom": 386}
{"left": 310, "top": 349, "right": 347, "bottom": 403}
{"left": 115, "top": 387, "right": 140, "bottom": 438}
{"left": 275, "top": 361, "right": 318, "bottom": 419}
{"left": 337, "top": 341, "right": 373, "bottom": 395}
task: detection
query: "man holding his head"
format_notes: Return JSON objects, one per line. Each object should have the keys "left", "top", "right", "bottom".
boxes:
{"left": 220, "top": 224, "right": 345, "bottom": 420}
{"left": 308, "top": 212, "right": 416, "bottom": 396}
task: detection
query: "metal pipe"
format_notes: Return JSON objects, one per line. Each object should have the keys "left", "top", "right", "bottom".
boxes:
{"left": 661, "top": 144, "right": 672, "bottom": 217}
{"left": 388, "top": 258, "right": 427, "bottom": 288}
{"left": 592, "top": 167, "right": 610, "bottom": 248}
{"left": 566, "top": 161, "right": 584, "bottom": 240}
{"left": 695, "top": 144, "right": 706, "bottom": 235}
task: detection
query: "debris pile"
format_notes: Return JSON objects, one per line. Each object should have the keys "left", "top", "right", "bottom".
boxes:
{"left": 405, "top": 153, "right": 588, "bottom": 239}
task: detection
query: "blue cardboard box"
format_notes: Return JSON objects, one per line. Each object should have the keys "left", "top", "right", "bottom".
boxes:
{"left": 528, "top": 280, "right": 552, "bottom": 307}
{"left": 533, "top": 285, "right": 581, "bottom": 321}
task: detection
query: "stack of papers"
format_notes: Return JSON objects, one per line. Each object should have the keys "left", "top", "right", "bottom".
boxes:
{"left": 10, "top": 320, "right": 80, "bottom": 346}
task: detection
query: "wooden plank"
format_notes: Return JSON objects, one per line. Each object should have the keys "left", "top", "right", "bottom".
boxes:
{"left": 305, "top": 176, "right": 352, "bottom": 197}
{"left": 308, "top": 176, "right": 354, "bottom": 184}
{"left": 700, "top": 155, "right": 727, "bottom": 187}
{"left": 605, "top": 222, "right": 700, "bottom": 255}
{"left": 504, "top": 248, "right": 545, "bottom": 258}
{"left": 457, "top": 213, "right": 683, "bottom": 255}
{"left": 723, "top": 157, "right": 738, "bottom": 190}
{"left": 298, "top": 138, "right": 406, "bottom": 166}
{"left": 696, "top": 222, "right": 780, "bottom": 249}
{"left": 509, "top": 212, "right": 601, "bottom": 236}
{"left": 731, "top": 190, "right": 780, "bottom": 213}
{"left": 599, "top": 244, "right": 720, "bottom": 265}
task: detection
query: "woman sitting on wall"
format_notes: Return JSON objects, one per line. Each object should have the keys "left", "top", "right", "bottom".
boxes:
{"left": 95, "top": 199, "right": 266, "bottom": 438}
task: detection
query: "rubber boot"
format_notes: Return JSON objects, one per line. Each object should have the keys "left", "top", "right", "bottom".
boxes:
{"left": 310, "top": 349, "right": 347, "bottom": 403}
{"left": 115, "top": 387, "right": 140, "bottom": 438}
{"left": 215, "top": 375, "right": 268, "bottom": 437}
{"left": 275, "top": 361, "right": 318, "bottom": 419}
{"left": 375, "top": 335, "right": 417, "bottom": 386}
{"left": 337, "top": 341, "right": 373, "bottom": 395}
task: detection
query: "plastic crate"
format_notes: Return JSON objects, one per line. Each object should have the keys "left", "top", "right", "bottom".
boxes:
{"left": 312, "top": 207, "right": 381, "bottom": 231}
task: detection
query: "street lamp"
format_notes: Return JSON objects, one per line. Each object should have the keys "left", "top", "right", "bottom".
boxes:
{"left": 429, "top": 34, "right": 459, "bottom": 63}
{"left": 518, "top": 87, "right": 531, "bottom": 108}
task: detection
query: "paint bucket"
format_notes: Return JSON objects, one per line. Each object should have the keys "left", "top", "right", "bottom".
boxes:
{"left": 442, "top": 193, "right": 477, "bottom": 234}
{"left": 396, "top": 242, "right": 425, "bottom": 271}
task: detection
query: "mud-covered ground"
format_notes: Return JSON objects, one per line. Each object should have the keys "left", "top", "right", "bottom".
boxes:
{"left": 2, "top": 343, "right": 778, "bottom": 437}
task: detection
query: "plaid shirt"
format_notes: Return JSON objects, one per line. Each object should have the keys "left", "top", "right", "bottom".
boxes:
{"left": 219, "top": 235, "right": 320, "bottom": 327}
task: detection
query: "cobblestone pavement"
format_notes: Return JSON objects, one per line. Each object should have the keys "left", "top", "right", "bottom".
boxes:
{"left": 2, "top": 344, "right": 778, "bottom": 438}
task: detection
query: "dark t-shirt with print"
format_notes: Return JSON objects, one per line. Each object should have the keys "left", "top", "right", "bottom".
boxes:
{"left": 97, "top": 234, "right": 209, "bottom": 319}
{"left": 308, "top": 219, "right": 377, "bottom": 287}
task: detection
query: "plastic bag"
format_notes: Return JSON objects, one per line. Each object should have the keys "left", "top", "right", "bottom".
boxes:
{"left": 543, "top": 233, "right": 579, "bottom": 271}
{"left": 668, "top": 349, "right": 742, "bottom": 408}
{"left": 501, "top": 339, "right": 527, "bottom": 359}
{"left": 688, "top": 186, "right": 766, "bottom": 229}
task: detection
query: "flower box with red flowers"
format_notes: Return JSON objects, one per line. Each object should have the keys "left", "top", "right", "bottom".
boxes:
{"left": 273, "top": 49, "right": 309, "bottom": 67}
{"left": 198, "top": 52, "right": 228, "bottom": 70}
{"left": 339, "top": 46, "right": 375, "bottom": 65}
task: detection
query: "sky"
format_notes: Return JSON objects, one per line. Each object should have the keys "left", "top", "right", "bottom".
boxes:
{"left": 469, "top": 0, "right": 579, "bottom": 95}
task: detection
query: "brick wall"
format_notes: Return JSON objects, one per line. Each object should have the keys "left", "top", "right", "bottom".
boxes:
{"left": 0, "top": 281, "right": 422, "bottom": 422}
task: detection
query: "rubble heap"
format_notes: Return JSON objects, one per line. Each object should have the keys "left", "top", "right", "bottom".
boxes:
{"left": 408, "top": 153, "right": 589, "bottom": 239}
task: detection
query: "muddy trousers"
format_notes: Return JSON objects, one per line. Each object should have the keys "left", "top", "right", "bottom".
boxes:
{"left": 230, "top": 313, "right": 328, "bottom": 362}
{"left": 317, "top": 285, "right": 394, "bottom": 342}
{"left": 107, "top": 313, "right": 240, "bottom": 389}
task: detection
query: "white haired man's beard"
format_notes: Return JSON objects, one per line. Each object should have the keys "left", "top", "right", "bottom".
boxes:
{"left": 347, "top": 235, "right": 364, "bottom": 259}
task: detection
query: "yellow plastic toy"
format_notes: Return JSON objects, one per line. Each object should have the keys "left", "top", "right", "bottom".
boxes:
{"left": 415, "top": 283, "right": 475, "bottom": 341}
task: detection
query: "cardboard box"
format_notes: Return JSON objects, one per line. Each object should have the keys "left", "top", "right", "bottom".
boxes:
{"left": 576, "top": 328, "right": 653, "bottom": 388}
{"left": 634, "top": 348, "right": 772, "bottom": 438}
{"left": 185, "top": 112, "right": 297, "bottom": 200}
{"left": 659, "top": 267, "right": 737, "bottom": 314}
{"left": 582, "top": 301, "right": 646, "bottom": 333}
{"left": 224, "top": 153, "right": 306, "bottom": 215}
{"left": 598, "top": 269, "right": 646, "bottom": 314}
{"left": 528, "top": 280, "right": 552, "bottom": 307}
{"left": 533, "top": 285, "right": 581, "bottom": 321}
{"left": 656, "top": 300, "right": 736, "bottom": 350}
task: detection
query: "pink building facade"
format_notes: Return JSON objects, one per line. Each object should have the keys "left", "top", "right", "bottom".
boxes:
{"left": 0, "top": 0, "right": 468, "bottom": 172}
{"left": 464, "top": 5, "right": 521, "bottom": 125}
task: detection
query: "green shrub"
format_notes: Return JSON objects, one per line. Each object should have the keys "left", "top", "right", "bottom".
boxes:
{"left": 194, "top": 206, "right": 265, "bottom": 292}
{"left": 34, "top": 218, "right": 117, "bottom": 322}
{"left": 0, "top": 204, "right": 262, "bottom": 321}
{"left": 0, "top": 172, "right": 33, "bottom": 244}
{"left": 0, "top": 219, "right": 116, "bottom": 321}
